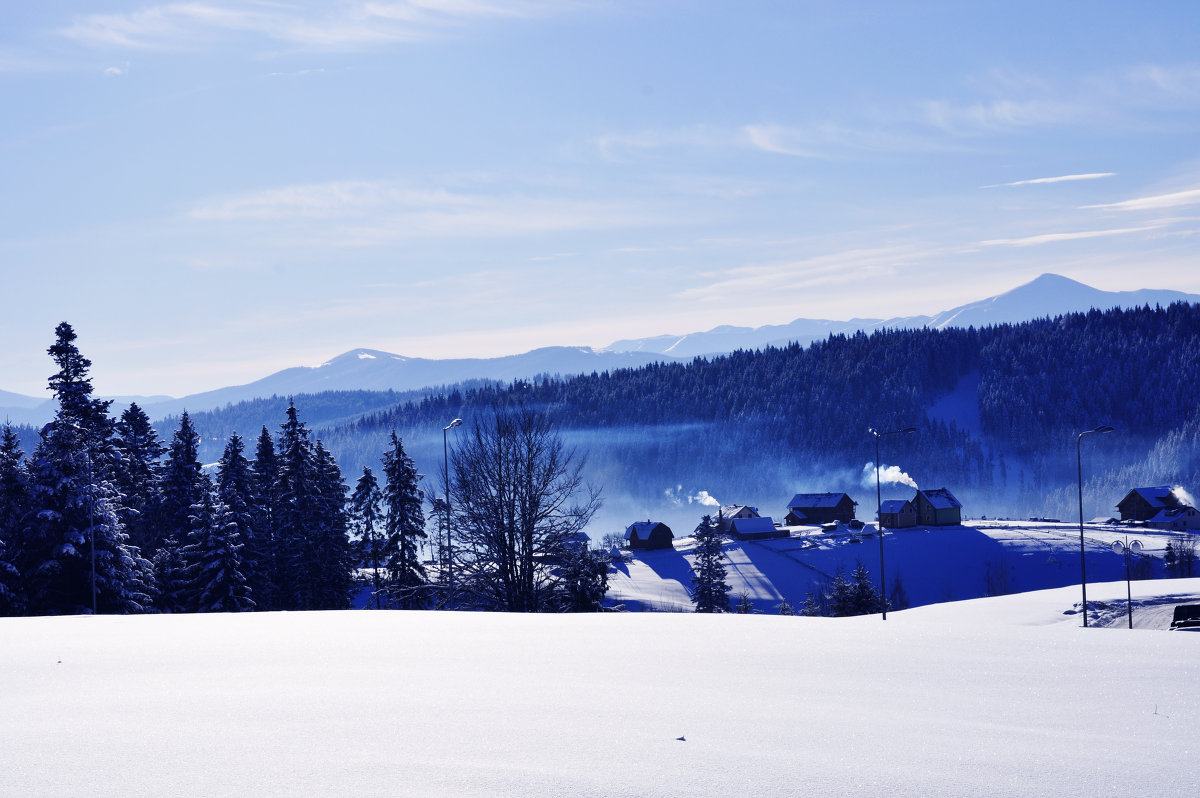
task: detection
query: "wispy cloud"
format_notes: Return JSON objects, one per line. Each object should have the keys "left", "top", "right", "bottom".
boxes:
{"left": 983, "top": 172, "right": 1115, "bottom": 189}
{"left": 188, "top": 178, "right": 683, "bottom": 243}
{"left": 1084, "top": 188, "right": 1200, "bottom": 212}
{"left": 980, "top": 225, "right": 1162, "bottom": 248}
{"left": 60, "top": 1, "right": 575, "bottom": 52}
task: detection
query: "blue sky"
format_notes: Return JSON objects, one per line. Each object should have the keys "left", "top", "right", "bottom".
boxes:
{"left": 3, "top": 1, "right": 1199, "bottom": 398}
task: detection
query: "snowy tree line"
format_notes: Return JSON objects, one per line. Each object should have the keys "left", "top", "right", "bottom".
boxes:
{"left": 0, "top": 325, "right": 610, "bottom": 617}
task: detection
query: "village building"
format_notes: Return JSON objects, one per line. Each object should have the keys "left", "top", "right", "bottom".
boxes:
{"left": 1117, "top": 486, "right": 1185, "bottom": 522}
{"left": 913, "top": 488, "right": 962, "bottom": 526}
{"left": 786, "top": 492, "right": 857, "bottom": 525}
{"left": 878, "top": 499, "right": 917, "bottom": 529}
{"left": 624, "top": 521, "right": 674, "bottom": 550}
{"left": 1146, "top": 506, "right": 1200, "bottom": 532}
{"left": 715, "top": 504, "right": 760, "bottom": 534}
{"left": 729, "top": 516, "right": 786, "bottom": 540}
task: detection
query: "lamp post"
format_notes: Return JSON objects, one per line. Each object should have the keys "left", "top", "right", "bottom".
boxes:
{"left": 86, "top": 448, "right": 97, "bottom": 616}
{"left": 443, "top": 418, "right": 463, "bottom": 607}
{"left": 1076, "top": 425, "right": 1114, "bottom": 627}
{"left": 870, "top": 426, "right": 916, "bottom": 620}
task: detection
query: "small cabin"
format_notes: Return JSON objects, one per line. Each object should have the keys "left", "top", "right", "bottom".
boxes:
{"left": 1117, "top": 486, "right": 1184, "bottom": 522}
{"left": 879, "top": 499, "right": 917, "bottom": 529}
{"left": 729, "top": 516, "right": 786, "bottom": 540}
{"left": 716, "top": 505, "right": 760, "bottom": 534}
{"left": 913, "top": 488, "right": 962, "bottom": 526}
{"left": 786, "top": 492, "right": 857, "bottom": 525}
{"left": 624, "top": 521, "right": 674, "bottom": 550}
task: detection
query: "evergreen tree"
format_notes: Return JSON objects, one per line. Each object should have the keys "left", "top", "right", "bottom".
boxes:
{"left": 112, "top": 403, "right": 164, "bottom": 553}
{"left": 381, "top": 431, "right": 427, "bottom": 609}
{"left": 311, "top": 441, "right": 353, "bottom": 610}
{"left": 152, "top": 536, "right": 189, "bottom": 613}
{"left": 215, "top": 434, "right": 261, "bottom": 605}
{"left": 0, "top": 426, "right": 30, "bottom": 614}
{"left": 250, "top": 426, "right": 281, "bottom": 610}
{"left": 690, "top": 514, "right": 730, "bottom": 613}
{"left": 555, "top": 543, "right": 609, "bottom": 612}
{"left": 349, "top": 466, "right": 386, "bottom": 609}
{"left": 188, "top": 494, "right": 254, "bottom": 613}
{"left": 274, "top": 403, "right": 315, "bottom": 610}
{"left": 158, "top": 412, "right": 206, "bottom": 554}
{"left": 20, "top": 325, "right": 151, "bottom": 615}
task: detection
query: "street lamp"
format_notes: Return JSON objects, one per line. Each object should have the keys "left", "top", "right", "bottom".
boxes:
{"left": 443, "top": 418, "right": 463, "bottom": 607}
{"left": 870, "top": 426, "right": 916, "bottom": 620}
{"left": 1076, "top": 424, "right": 1114, "bottom": 627}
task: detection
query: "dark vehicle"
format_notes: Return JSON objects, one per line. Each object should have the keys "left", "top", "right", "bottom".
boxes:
{"left": 1169, "top": 604, "right": 1200, "bottom": 630}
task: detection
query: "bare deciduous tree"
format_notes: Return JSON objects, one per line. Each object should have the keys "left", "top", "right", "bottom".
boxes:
{"left": 449, "top": 408, "right": 600, "bottom": 612}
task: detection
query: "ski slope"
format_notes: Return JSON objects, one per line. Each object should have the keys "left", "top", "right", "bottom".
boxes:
{"left": 1, "top": 579, "right": 1197, "bottom": 797}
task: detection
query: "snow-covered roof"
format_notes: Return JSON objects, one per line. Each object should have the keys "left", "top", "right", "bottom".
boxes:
{"left": 624, "top": 521, "right": 671, "bottom": 540}
{"left": 730, "top": 516, "right": 777, "bottom": 535}
{"left": 1125, "top": 486, "right": 1181, "bottom": 509}
{"left": 788, "top": 492, "right": 854, "bottom": 509}
{"left": 880, "top": 500, "right": 912, "bottom": 514}
{"left": 918, "top": 488, "right": 962, "bottom": 510}
{"left": 719, "top": 505, "right": 759, "bottom": 519}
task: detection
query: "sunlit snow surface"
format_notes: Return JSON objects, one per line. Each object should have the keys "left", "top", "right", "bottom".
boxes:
{"left": 1, "top": 579, "right": 1198, "bottom": 797}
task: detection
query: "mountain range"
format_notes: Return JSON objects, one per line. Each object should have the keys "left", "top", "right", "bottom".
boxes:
{"left": 3, "top": 273, "right": 1198, "bottom": 426}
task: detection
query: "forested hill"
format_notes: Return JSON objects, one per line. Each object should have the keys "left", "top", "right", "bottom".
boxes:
{"left": 318, "top": 302, "right": 1200, "bottom": 525}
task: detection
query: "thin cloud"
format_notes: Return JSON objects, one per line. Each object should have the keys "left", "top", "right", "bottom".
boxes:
{"left": 187, "top": 179, "right": 685, "bottom": 242}
{"left": 60, "top": 1, "right": 576, "bottom": 52}
{"left": 983, "top": 172, "right": 1115, "bottom": 188}
{"left": 1084, "top": 188, "right": 1200, "bottom": 212}
{"left": 980, "top": 225, "right": 1162, "bottom": 248}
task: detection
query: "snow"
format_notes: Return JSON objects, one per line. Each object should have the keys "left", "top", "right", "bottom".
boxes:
{"left": 357, "top": 352, "right": 377, "bottom": 360}
{"left": 1, "top": 580, "right": 1198, "bottom": 796}
{"left": 608, "top": 520, "right": 1194, "bottom": 613}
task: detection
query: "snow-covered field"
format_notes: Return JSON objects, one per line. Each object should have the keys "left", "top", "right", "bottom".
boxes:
{"left": 2, "top": 579, "right": 1198, "bottom": 797}
{"left": 608, "top": 520, "right": 1181, "bottom": 613}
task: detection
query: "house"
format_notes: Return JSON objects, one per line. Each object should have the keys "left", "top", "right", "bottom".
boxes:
{"left": 1117, "top": 486, "right": 1184, "bottom": 522}
{"left": 624, "top": 521, "right": 674, "bottom": 550}
{"left": 729, "top": 516, "right": 786, "bottom": 540}
{"left": 913, "top": 488, "right": 962, "bottom": 526}
{"left": 1146, "top": 506, "right": 1200, "bottom": 531}
{"left": 878, "top": 499, "right": 917, "bottom": 529}
{"left": 716, "top": 505, "right": 760, "bottom": 534}
{"left": 786, "top": 492, "right": 857, "bottom": 525}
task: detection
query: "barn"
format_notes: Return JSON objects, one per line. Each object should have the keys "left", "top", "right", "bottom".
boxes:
{"left": 786, "top": 493, "right": 857, "bottom": 525}
{"left": 624, "top": 521, "right": 674, "bottom": 550}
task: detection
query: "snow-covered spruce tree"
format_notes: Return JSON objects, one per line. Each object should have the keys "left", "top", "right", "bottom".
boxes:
{"left": 20, "top": 324, "right": 152, "bottom": 615}
{"left": 187, "top": 489, "right": 254, "bottom": 613}
{"left": 112, "top": 403, "right": 165, "bottom": 554}
{"left": 348, "top": 466, "right": 386, "bottom": 609}
{"left": 152, "top": 536, "right": 189, "bottom": 613}
{"left": 311, "top": 441, "right": 353, "bottom": 610}
{"left": 250, "top": 426, "right": 281, "bottom": 610}
{"left": 215, "top": 434, "right": 262, "bottom": 607}
{"left": 158, "top": 412, "right": 206, "bottom": 556}
{"left": 0, "top": 426, "right": 30, "bottom": 614}
{"left": 449, "top": 409, "right": 600, "bottom": 612}
{"left": 274, "top": 403, "right": 316, "bottom": 610}
{"left": 554, "top": 543, "right": 609, "bottom": 612}
{"left": 690, "top": 514, "right": 730, "bottom": 613}
{"left": 382, "top": 431, "right": 427, "bottom": 609}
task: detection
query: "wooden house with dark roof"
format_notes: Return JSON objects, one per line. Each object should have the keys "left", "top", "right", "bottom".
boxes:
{"left": 1117, "top": 486, "right": 1183, "bottom": 522}
{"left": 878, "top": 499, "right": 917, "bottom": 529}
{"left": 786, "top": 492, "right": 857, "bottom": 525}
{"left": 624, "top": 521, "right": 674, "bottom": 550}
{"left": 913, "top": 488, "right": 962, "bottom": 526}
